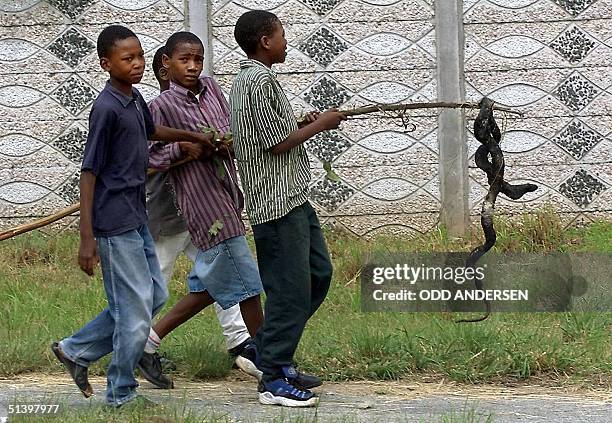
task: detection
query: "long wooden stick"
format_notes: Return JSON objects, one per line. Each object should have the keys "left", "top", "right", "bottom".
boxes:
{"left": 0, "top": 101, "right": 523, "bottom": 242}
{"left": 340, "top": 101, "right": 523, "bottom": 117}
{"left": 0, "top": 159, "right": 193, "bottom": 242}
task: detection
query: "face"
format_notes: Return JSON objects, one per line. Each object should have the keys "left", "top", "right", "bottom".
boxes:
{"left": 163, "top": 42, "right": 204, "bottom": 90}
{"left": 263, "top": 20, "right": 287, "bottom": 63}
{"left": 100, "top": 37, "right": 145, "bottom": 84}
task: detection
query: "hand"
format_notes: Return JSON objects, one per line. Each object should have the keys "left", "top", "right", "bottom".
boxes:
{"left": 298, "top": 111, "right": 320, "bottom": 128}
{"left": 316, "top": 109, "right": 347, "bottom": 130}
{"left": 179, "top": 142, "right": 211, "bottom": 160}
{"left": 216, "top": 143, "right": 232, "bottom": 159}
{"left": 193, "top": 132, "right": 216, "bottom": 151}
{"left": 78, "top": 236, "right": 99, "bottom": 276}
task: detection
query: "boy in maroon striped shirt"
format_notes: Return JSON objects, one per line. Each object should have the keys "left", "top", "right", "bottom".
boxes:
{"left": 146, "top": 32, "right": 264, "bottom": 384}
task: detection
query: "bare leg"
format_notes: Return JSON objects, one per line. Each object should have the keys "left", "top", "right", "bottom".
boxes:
{"left": 153, "top": 291, "right": 214, "bottom": 339}
{"left": 239, "top": 295, "right": 264, "bottom": 338}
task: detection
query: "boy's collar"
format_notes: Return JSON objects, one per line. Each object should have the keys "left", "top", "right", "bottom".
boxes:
{"left": 169, "top": 78, "right": 207, "bottom": 101}
{"left": 240, "top": 59, "right": 276, "bottom": 78}
{"left": 105, "top": 81, "right": 137, "bottom": 108}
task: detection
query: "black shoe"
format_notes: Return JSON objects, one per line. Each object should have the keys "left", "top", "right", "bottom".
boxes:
{"left": 137, "top": 352, "right": 174, "bottom": 389}
{"left": 113, "top": 395, "right": 160, "bottom": 410}
{"left": 228, "top": 338, "right": 252, "bottom": 359}
{"left": 235, "top": 343, "right": 263, "bottom": 380}
{"left": 51, "top": 342, "right": 93, "bottom": 398}
{"left": 159, "top": 354, "right": 177, "bottom": 372}
{"left": 283, "top": 365, "right": 322, "bottom": 390}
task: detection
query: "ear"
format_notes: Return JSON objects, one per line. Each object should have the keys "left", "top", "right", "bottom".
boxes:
{"left": 159, "top": 67, "right": 169, "bottom": 82}
{"left": 162, "top": 53, "right": 170, "bottom": 69}
{"left": 100, "top": 57, "right": 111, "bottom": 72}
{"left": 260, "top": 35, "right": 272, "bottom": 51}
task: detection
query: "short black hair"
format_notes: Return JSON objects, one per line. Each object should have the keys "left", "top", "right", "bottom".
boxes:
{"left": 165, "top": 32, "right": 204, "bottom": 57}
{"left": 152, "top": 45, "right": 166, "bottom": 80}
{"left": 234, "top": 10, "right": 280, "bottom": 55}
{"left": 97, "top": 25, "right": 138, "bottom": 58}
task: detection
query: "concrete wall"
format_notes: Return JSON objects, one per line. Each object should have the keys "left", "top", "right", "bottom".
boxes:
{"left": 463, "top": 0, "right": 612, "bottom": 227}
{"left": 0, "top": 0, "right": 610, "bottom": 236}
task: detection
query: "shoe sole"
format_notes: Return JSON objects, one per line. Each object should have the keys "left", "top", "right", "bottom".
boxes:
{"left": 136, "top": 364, "right": 174, "bottom": 389}
{"left": 258, "top": 391, "right": 319, "bottom": 407}
{"left": 235, "top": 356, "right": 263, "bottom": 381}
{"left": 51, "top": 342, "right": 93, "bottom": 398}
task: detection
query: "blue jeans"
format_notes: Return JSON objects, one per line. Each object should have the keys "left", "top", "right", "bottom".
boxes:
{"left": 59, "top": 225, "right": 168, "bottom": 406}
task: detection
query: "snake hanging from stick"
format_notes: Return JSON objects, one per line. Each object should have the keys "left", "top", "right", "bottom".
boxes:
{"left": 455, "top": 98, "right": 538, "bottom": 323}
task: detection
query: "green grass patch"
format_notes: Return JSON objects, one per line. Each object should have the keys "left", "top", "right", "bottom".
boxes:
{"left": 0, "top": 212, "right": 610, "bottom": 383}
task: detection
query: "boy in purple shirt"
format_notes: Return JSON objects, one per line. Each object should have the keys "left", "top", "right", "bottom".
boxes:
{"left": 145, "top": 32, "right": 264, "bottom": 383}
{"left": 138, "top": 46, "right": 251, "bottom": 389}
{"left": 51, "top": 26, "right": 217, "bottom": 408}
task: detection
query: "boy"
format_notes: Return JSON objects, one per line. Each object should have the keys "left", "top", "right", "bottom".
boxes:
{"left": 230, "top": 11, "right": 346, "bottom": 407}
{"left": 139, "top": 46, "right": 251, "bottom": 389}
{"left": 145, "top": 32, "right": 264, "bottom": 381}
{"left": 51, "top": 25, "right": 218, "bottom": 408}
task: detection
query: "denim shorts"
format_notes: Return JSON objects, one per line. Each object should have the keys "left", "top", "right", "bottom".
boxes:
{"left": 187, "top": 235, "right": 263, "bottom": 309}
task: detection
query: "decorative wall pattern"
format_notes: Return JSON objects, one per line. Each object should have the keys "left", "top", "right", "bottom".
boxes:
{"left": 464, "top": 0, "right": 611, "bottom": 227}
{"left": 0, "top": 0, "right": 184, "bottom": 229}
{"left": 0, "top": 0, "right": 610, "bottom": 236}
{"left": 212, "top": 0, "right": 440, "bottom": 238}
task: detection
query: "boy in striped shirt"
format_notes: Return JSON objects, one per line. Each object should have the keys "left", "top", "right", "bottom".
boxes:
{"left": 230, "top": 10, "right": 346, "bottom": 407}
{"left": 146, "top": 32, "right": 264, "bottom": 384}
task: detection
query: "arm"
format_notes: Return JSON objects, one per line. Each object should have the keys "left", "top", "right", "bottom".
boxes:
{"left": 269, "top": 110, "right": 346, "bottom": 155}
{"left": 150, "top": 125, "right": 215, "bottom": 148}
{"left": 146, "top": 99, "right": 214, "bottom": 169}
{"left": 78, "top": 171, "right": 99, "bottom": 276}
{"left": 251, "top": 80, "right": 346, "bottom": 155}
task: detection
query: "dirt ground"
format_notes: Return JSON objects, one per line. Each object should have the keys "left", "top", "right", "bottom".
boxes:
{"left": 0, "top": 372, "right": 610, "bottom": 422}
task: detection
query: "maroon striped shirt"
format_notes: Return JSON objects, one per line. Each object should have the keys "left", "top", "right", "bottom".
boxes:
{"left": 148, "top": 77, "right": 245, "bottom": 251}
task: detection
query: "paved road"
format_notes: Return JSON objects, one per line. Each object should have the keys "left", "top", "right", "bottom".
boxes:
{"left": 0, "top": 375, "right": 609, "bottom": 422}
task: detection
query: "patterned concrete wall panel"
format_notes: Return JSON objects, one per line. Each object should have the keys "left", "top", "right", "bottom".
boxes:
{"left": 0, "top": 0, "right": 186, "bottom": 229}
{"left": 333, "top": 212, "right": 439, "bottom": 238}
{"left": 464, "top": 0, "right": 612, "bottom": 225}
{"left": 211, "top": 0, "right": 439, "bottom": 234}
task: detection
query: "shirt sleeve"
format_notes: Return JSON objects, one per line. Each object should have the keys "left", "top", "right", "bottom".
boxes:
{"left": 250, "top": 79, "right": 295, "bottom": 150}
{"left": 81, "top": 103, "right": 115, "bottom": 175}
{"left": 147, "top": 97, "right": 182, "bottom": 170}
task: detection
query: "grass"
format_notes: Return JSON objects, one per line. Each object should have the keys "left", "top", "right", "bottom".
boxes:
{"left": 0, "top": 211, "right": 610, "bottom": 384}
{"left": 7, "top": 402, "right": 493, "bottom": 423}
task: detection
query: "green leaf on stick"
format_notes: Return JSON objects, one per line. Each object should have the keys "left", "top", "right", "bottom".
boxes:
{"left": 323, "top": 161, "right": 341, "bottom": 182}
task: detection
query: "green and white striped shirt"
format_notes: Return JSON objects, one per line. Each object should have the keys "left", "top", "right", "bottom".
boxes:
{"left": 230, "top": 59, "right": 311, "bottom": 225}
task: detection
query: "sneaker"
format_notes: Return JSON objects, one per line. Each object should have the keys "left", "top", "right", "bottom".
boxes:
{"left": 159, "top": 354, "right": 177, "bottom": 372}
{"left": 283, "top": 365, "right": 322, "bottom": 390}
{"left": 228, "top": 338, "right": 252, "bottom": 358}
{"left": 137, "top": 352, "right": 174, "bottom": 389}
{"left": 258, "top": 379, "right": 319, "bottom": 407}
{"left": 51, "top": 342, "right": 93, "bottom": 398}
{"left": 235, "top": 343, "right": 263, "bottom": 380}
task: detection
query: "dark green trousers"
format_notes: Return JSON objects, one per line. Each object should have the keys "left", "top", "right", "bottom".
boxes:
{"left": 253, "top": 202, "right": 332, "bottom": 382}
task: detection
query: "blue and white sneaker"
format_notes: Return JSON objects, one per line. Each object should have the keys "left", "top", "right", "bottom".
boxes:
{"left": 258, "top": 378, "right": 319, "bottom": 407}
{"left": 282, "top": 365, "right": 322, "bottom": 390}
{"left": 235, "top": 342, "right": 263, "bottom": 380}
